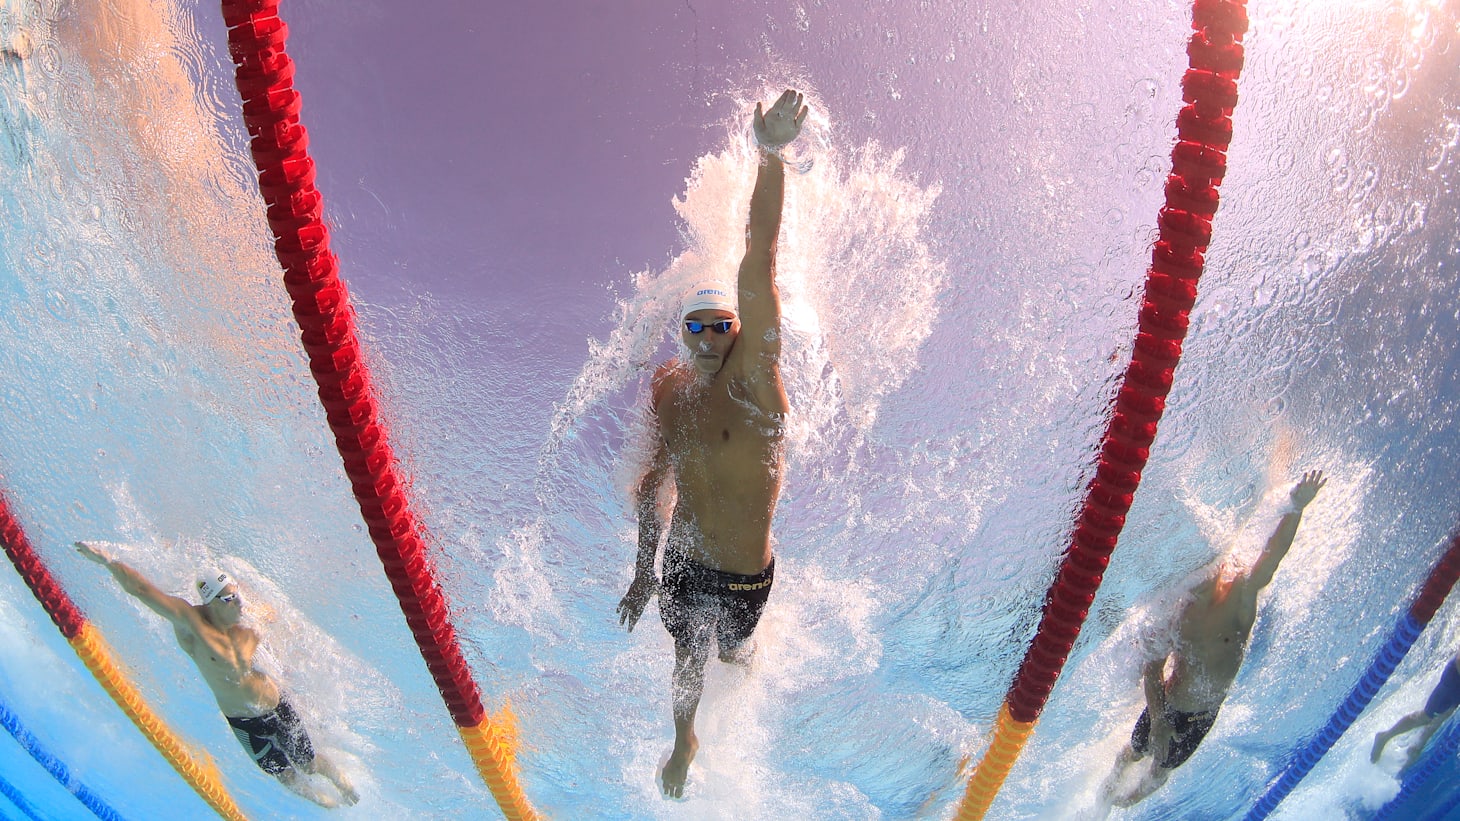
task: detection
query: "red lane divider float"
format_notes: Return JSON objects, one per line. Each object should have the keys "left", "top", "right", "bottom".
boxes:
{"left": 217, "top": 2, "right": 536, "bottom": 817}
{"left": 955, "top": 1, "right": 1251, "bottom": 816}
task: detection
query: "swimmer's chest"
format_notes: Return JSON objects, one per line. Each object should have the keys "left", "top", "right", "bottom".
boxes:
{"left": 662, "top": 380, "right": 776, "bottom": 454}
{"left": 1179, "top": 591, "right": 1255, "bottom": 654}
{"left": 179, "top": 623, "right": 258, "bottom": 678}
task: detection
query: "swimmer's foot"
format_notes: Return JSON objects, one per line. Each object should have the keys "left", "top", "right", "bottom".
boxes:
{"left": 720, "top": 639, "right": 758, "bottom": 668}
{"left": 661, "top": 735, "right": 698, "bottom": 798}
{"left": 2, "top": 30, "right": 33, "bottom": 61}
{"left": 282, "top": 773, "right": 339, "bottom": 809}
{"left": 335, "top": 777, "right": 359, "bottom": 806}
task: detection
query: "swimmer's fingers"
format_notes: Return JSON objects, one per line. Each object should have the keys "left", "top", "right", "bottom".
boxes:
{"left": 1291, "top": 469, "right": 1327, "bottom": 507}
{"left": 617, "top": 596, "right": 642, "bottom": 631}
{"left": 75, "top": 541, "right": 110, "bottom": 564}
{"left": 755, "top": 91, "right": 807, "bottom": 148}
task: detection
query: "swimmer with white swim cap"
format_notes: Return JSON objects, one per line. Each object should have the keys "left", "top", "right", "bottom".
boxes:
{"left": 677, "top": 280, "right": 739, "bottom": 376}
{"left": 617, "top": 89, "right": 808, "bottom": 799}
{"left": 75, "top": 542, "right": 358, "bottom": 808}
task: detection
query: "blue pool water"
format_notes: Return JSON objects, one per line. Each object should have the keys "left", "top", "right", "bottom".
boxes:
{"left": 1, "top": 0, "right": 1458, "bottom": 818}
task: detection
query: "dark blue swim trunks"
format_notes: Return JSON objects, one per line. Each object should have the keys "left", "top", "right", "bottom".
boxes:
{"left": 1425, "top": 657, "right": 1460, "bottom": 717}
{"left": 659, "top": 555, "right": 774, "bottom": 656}
{"left": 227, "top": 697, "right": 316, "bottom": 776}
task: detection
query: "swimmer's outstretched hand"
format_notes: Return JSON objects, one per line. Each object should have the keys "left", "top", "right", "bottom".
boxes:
{"left": 76, "top": 541, "right": 113, "bottom": 565}
{"left": 753, "top": 89, "right": 808, "bottom": 150}
{"left": 1290, "top": 469, "right": 1326, "bottom": 510}
{"left": 617, "top": 573, "right": 657, "bottom": 632}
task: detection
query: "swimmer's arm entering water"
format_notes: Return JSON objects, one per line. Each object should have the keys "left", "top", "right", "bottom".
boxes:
{"left": 76, "top": 541, "right": 195, "bottom": 626}
{"left": 1238, "top": 470, "right": 1326, "bottom": 608}
{"left": 617, "top": 376, "right": 674, "bottom": 632}
{"left": 727, "top": 90, "right": 805, "bottom": 417}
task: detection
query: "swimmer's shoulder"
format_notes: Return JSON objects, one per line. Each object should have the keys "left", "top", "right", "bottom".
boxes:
{"left": 650, "top": 360, "right": 688, "bottom": 409}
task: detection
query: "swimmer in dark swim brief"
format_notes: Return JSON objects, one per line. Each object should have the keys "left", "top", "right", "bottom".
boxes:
{"left": 228, "top": 696, "right": 317, "bottom": 776}
{"left": 76, "top": 543, "right": 358, "bottom": 807}
{"left": 1101, "top": 471, "right": 1327, "bottom": 809}
{"left": 616, "top": 89, "right": 808, "bottom": 800}
{"left": 659, "top": 555, "right": 775, "bottom": 663}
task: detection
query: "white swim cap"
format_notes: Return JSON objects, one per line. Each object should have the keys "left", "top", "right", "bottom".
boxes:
{"left": 197, "top": 571, "right": 235, "bottom": 604}
{"left": 681, "top": 281, "right": 738, "bottom": 320}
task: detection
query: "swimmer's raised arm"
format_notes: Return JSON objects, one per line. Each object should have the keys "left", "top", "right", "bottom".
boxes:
{"left": 729, "top": 90, "right": 806, "bottom": 415}
{"left": 1247, "top": 470, "right": 1326, "bottom": 591}
{"left": 76, "top": 541, "right": 194, "bottom": 626}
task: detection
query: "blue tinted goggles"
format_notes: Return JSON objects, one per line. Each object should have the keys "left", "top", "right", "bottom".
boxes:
{"left": 684, "top": 319, "right": 735, "bottom": 334}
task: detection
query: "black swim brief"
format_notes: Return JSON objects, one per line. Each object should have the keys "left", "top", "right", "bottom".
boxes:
{"left": 227, "top": 697, "right": 316, "bottom": 776}
{"left": 659, "top": 556, "right": 774, "bottom": 657}
{"left": 1131, "top": 705, "right": 1218, "bottom": 770}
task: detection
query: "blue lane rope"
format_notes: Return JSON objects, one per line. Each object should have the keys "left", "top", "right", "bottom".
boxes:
{"left": 1419, "top": 779, "right": 1460, "bottom": 821}
{"left": 0, "top": 769, "right": 46, "bottom": 821}
{"left": 1243, "top": 613, "right": 1424, "bottom": 821}
{"left": 0, "top": 696, "right": 127, "bottom": 821}
{"left": 1374, "top": 712, "right": 1460, "bottom": 821}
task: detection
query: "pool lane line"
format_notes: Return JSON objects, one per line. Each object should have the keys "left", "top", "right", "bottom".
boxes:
{"left": 0, "top": 694, "right": 121, "bottom": 821}
{"left": 0, "top": 491, "right": 245, "bottom": 821}
{"left": 1244, "top": 532, "right": 1460, "bottom": 821}
{"left": 954, "top": 1, "right": 1251, "bottom": 817}
{"left": 215, "top": 1, "right": 537, "bottom": 817}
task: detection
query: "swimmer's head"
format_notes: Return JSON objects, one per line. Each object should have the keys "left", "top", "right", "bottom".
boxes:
{"left": 199, "top": 571, "right": 242, "bottom": 624}
{"left": 198, "top": 571, "right": 236, "bottom": 604}
{"left": 681, "top": 281, "right": 738, "bottom": 321}
{"left": 680, "top": 281, "right": 739, "bottom": 375}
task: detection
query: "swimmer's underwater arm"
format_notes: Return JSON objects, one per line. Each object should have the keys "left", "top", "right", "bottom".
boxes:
{"left": 1141, "top": 655, "right": 1173, "bottom": 746}
{"left": 75, "top": 541, "right": 195, "bottom": 626}
{"left": 618, "top": 378, "right": 672, "bottom": 631}
{"left": 633, "top": 436, "right": 671, "bottom": 580}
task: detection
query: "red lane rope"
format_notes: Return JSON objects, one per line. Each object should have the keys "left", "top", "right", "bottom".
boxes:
{"left": 0, "top": 493, "right": 85, "bottom": 639}
{"left": 1411, "top": 533, "right": 1460, "bottom": 623}
{"left": 218, "top": 0, "right": 484, "bottom": 729}
{"left": 1004, "top": 0, "right": 1250, "bottom": 725}
{"left": 218, "top": 4, "right": 537, "bottom": 813}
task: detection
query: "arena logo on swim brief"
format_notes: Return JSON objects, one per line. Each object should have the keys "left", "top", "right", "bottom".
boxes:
{"left": 728, "top": 579, "right": 771, "bottom": 591}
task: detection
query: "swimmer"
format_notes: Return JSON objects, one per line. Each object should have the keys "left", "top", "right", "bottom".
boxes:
{"left": 1101, "top": 470, "right": 1327, "bottom": 808}
{"left": 1, "top": 0, "right": 32, "bottom": 62}
{"left": 616, "top": 89, "right": 807, "bottom": 799}
{"left": 75, "top": 541, "right": 358, "bottom": 808}
{"left": 1371, "top": 646, "right": 1460, "bottom": 770}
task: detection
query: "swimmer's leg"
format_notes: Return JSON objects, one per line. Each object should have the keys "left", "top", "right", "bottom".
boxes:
{"left": 277, "top": 767, "right": 339, "bottom": 809}
{"left": 302, "top": 751, "right": 359, "bottom": 807}
{"left": 663, "top": 639, "right": 709, "bottom": 798}
{"left": 719, "top": 637, "right": 757, "bottom": 666}
{"left": 1104, "top": 751, "right": 1169, "bottom": 809}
